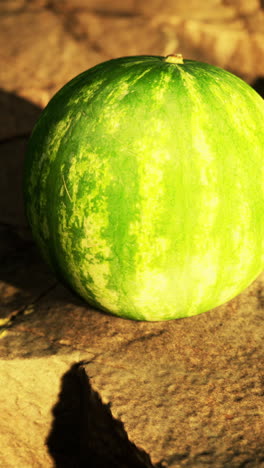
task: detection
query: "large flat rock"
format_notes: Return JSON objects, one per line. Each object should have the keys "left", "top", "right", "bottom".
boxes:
{"left": 1, "top": 0, "right": 264, "bottom": 111}
{"left": 1, "top": 234, "right": 263, "bottom": 465}
{"left": 80, "top": 274, "right": 264, "bottom": 467}
{"left": 0, "top": 1, "right": 264, "bottom": 467}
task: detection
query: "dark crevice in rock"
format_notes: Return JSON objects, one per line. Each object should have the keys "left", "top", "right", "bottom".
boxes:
{"left": 122, "top": 330, "right": 167, "bottom": 348}
{"left": 0, "top": 222, "right": 59, "bottom": 329}
{"left": 253, "top": 78, "right": 264, "bottom": 97}
{"left": 0, "top": 282, "right": 58, "bottom": 333}
{"left": 0, "top": 132, "right": 31, "bottom": 144}
{"left": 47, "top": 362, "right": 155, "bottom": 468}
{"left": 90, "top": 9, "right": 140, "bottom": 18}
{"left": 79, "top": 364, "right": 155, "bottom": 468}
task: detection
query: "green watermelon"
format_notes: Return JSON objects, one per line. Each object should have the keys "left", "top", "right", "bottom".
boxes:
{"left": 24, "top": 54, "right": 264, "bottom": 321}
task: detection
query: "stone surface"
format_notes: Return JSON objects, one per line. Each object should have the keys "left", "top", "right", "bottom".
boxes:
{"left": 0, "top": 352, "right": 85, "bottom": 468}
{"left": 0, "top": 1, "right": 264, "bottom": 467}
{"left": 0, "top": 224, "right": 56, "bottom": 325}
{"left": 81, "top": 275, "right": 264, "bottom": 467}
{"left": 1, "top": 0, "right": 264, "bottom": 110}
{"left": 0, "top": 237, "right": 264, "bottom": 466}
{"left": 0, "top": 8, "right": 104, "bottom": 108}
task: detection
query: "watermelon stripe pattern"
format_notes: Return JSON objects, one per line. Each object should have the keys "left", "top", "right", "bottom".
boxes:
{"left": 24, "top": 55, "right": 264, "bottom": 320}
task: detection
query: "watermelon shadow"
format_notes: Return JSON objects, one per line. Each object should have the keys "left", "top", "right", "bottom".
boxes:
{"left": 0, "top": 91, "right": 101, "bottom": 359}
{"left": 0, "top": 92, "right": 91, "bottom": 289}
{"left": 0, "top": 90, "right": 110, "bottom": 311}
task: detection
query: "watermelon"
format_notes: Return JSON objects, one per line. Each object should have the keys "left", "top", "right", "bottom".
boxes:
{"left": 24, "top": 54, "right": 264, "bottom": 321}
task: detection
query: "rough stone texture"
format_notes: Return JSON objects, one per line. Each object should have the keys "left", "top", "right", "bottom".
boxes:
{"left": 0, "top": 352, "right": 85, "bottom": 468}
{"left": 0, "top": 1, "right": 264, "bottom": 467}
{"left": 1, "top": 0, "right": 264, "bottom": 109}
{"left": 81, "top": 278, "right": 264, "bottom": 467}
{"left": 0, "top": 230, "right": 264, "bottom": 466}
{"left": 0, "top": 253, "right": 264, "bottom": 466}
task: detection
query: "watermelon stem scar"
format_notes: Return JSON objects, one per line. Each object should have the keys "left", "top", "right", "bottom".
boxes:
{"left": 164, "top": 54, "right": 184, "bottom": 64}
